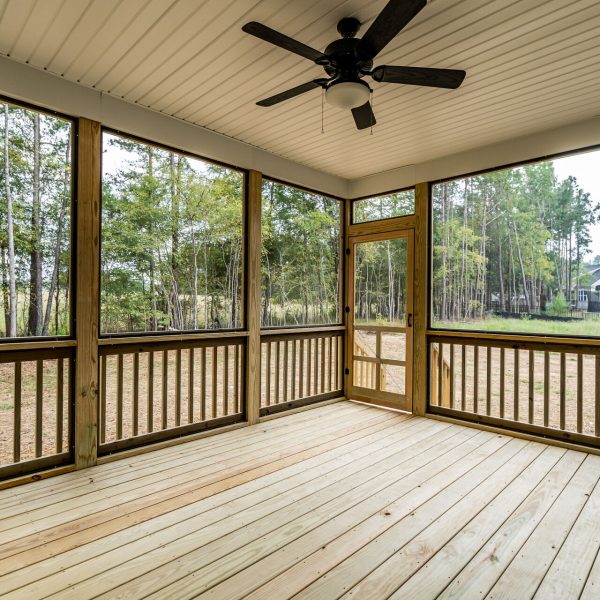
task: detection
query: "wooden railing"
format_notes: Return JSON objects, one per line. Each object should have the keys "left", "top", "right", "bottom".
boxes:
{"left": 260, "top": 327, "right": 344, "bottom": 415}
{"left": 98, "top": 335, "right": 246, "bottom": 453}
{"left": 431, "top": 342, "right": 451, "bottom": 407}
{"left": 0, "top": 345, "right": 74, "bottom": 479}
{"left": 429, "top": 334, "right": 600, "bottom": 447}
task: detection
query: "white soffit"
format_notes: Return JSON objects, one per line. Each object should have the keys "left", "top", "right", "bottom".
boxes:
{"left": 0, "top": 0, "right": 598, "bottom": 182}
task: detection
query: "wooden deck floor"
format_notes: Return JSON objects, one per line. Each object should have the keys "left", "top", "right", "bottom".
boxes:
{"left": 1, "top": 401, "right": 600, "bottom": 599}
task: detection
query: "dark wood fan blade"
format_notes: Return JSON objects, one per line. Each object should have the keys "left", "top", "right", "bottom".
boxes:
{"left": 357, "top": 0, "right": 426, "bottom": 59}
{"left": 352, "top": 101, "right": 376, "bottom": 130}
{"left": 256, "top": 80, "right": 322, "bottom": 107}
{"left": 242, "top": 22, "right": 327, "bottom": 62}
{"left": 372, "top": 65, "right": 466, "bottom": 89}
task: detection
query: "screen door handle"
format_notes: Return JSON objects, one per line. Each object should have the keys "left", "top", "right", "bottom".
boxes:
{"left": 407, "top": 313, "right": 413, "bottom": 328}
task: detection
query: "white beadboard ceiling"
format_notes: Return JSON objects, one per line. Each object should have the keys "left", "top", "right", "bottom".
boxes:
{"left": 0, "top": 0, "right": 599, "bottom": 180}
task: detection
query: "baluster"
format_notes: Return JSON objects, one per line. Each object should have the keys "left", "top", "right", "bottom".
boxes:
{"left": 528, "top": 349, "right": 534, "bottom": 425}
{"left": 212, "top": 346, "right": 218, "bottom": 418}
{"left": 283, "top": 340, "right": 289, "bottom": 403}
{"left": 449, "top": 344, "right": 455, "bottom": 409}
{"left": 161, "top": 351, "right": 168, "bottom": 429}
{"left": 265, "top": 341, "right": 271, "bottom": 406}
{"left": 188, "top": 348, "right": 194, "bottom": 424}
{"left": 299, "top": 339, "right": 304, "bottom": 399}
{"left": 175, "top": 349, "right": 182, "bottom": 425}
{"left": 147, "top": 352, "right": 154, "bottom": 433}
{"left": 514, "top": 349, "right": 519, "bottom": 422}
{"left": 577, "top": 354, "right": 583, "bottom": 434}
{"left": 223, "top": 345, "right": 229, "bottom": 416}
{"left": 500, "top": 348, "right": 505, "bottom": 419}
{"left": 133, "top": 353, "right": 139, "bottom": 436}
{"left": 543, "top": 351, "right": 550, "bottom": 428}
{"left": 560, "top": 353, "right": 566, "bottom": 430}
{"left": 274, "top": 341, "right": 280, "bottom": 404}
{"left": 56, "top": 358, "right": 64, "bottom": 453}
{"left": 200, "top": 347, "right": 206, "bottom": 421}
{"left": 461, "top": 345, "right": 466, "bottom": 411}
{"left": 438, "top": 343, "right": 444, "bottom": 406}
{"left": 473, "top": 346, "right": 479, "bottom": 414}
{"left": 117, "top": 354, "right": 124, "bottom": 439}
{"left": 486, "top": 347, "right": 492, "bottom": 416}
{"left": 36, "top": 360, "right": 43, "bottom": 458}
{"left": 13, "top": 361, "right": 22, "bottom": 463}
{"left": 100, "top": 355, "right": 107, "bottom": 443}
{"left": 291, "top": 340, "right": 297, "bottom": 400}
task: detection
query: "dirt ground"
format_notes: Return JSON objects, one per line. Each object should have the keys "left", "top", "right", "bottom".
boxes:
{"left": 431, "top": 344, "right": 598, "bottom": 437}
{"left": 0, "top": 336, "right": 342, "bottom": 467}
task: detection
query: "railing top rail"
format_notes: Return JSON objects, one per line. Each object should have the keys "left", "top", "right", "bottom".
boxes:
{"left": 428, "top": 331, "right": 600, "bottom": 355}
{"left": 354, "top": 324, "right": 406, "bottom": 332}
{"left": 99, "top": 334, "right": 246, "bottom": 356}
{"left": 260, "top": 327, "right": 344, "bottom": 342}
{"left": 260, "top": 325, "right": 344, "bottom": 336}
{"left": 0, "top": 339, "right": 77, "bottom": 354}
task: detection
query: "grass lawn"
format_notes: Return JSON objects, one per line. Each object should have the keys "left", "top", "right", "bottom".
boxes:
{"left": 433, "top": 316, "right": 600, "bottom": 337}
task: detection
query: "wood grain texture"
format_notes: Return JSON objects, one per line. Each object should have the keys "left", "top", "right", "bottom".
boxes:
{"left": 246, "top": 170, "right": 262, "bottom": 424}
{"left": 413, "top": 182, "right": 429, "bottom": 416}
{"left": 2, "top": 402, "right": 598, "bottom": 599}
{"left": 74, "top": 118, "right": 101, "bottom": 469}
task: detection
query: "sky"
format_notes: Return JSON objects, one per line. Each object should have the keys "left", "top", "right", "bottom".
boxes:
{"left": 553, "top": 148, "right": 600, "bottom": 259}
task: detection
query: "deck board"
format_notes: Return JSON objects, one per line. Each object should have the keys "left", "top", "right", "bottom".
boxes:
{"left": 1, "top": 400, "right": 599, "bottom": 600}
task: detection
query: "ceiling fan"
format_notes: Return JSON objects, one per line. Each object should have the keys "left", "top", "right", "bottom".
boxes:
{"left": 242, "top": 0, "right": 466, "bottom": 130}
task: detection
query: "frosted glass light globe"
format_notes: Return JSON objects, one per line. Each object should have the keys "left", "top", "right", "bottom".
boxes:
{"left": 325, "top": 81, "right": 370, "bottom": 109}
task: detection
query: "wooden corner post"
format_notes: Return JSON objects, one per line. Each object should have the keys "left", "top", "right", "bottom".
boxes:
{"left": 75, "top": 118, "right": 101, "bottom": 468}
{"left": 413, "top": 181, "right": 429, "bottom": 416}
{"left": 246, "top": 170, "right": 262, "bottom": 424}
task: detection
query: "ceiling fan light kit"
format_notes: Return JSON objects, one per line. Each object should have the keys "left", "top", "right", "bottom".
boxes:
{"left": 326, "top": 79, "right": 371, "bottom": 110}
{"left": 242, "top": 0, "right": 466, "bottom": 130}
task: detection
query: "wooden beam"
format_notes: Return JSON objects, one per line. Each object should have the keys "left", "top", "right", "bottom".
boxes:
{"left": 245, "top": 170, "right": 262, "bottom": 424}
{"left": 74, "top": 118, "right": 101, "bottom": 469}
{"left": 413, "top": 182, "right": 429, "bottom": 416}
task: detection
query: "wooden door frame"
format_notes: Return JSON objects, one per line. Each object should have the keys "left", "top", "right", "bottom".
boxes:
{"left": 345, "top": 228, "right": 415, "bottom": 412}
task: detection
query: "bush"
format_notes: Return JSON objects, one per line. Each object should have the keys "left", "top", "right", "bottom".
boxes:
{"left": 546, "top": 293, "right": 569, "bottom": 317}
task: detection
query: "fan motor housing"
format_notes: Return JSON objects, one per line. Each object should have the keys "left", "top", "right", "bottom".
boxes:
{"left": 323, "top": 37, "right": 373, "bottom": 78}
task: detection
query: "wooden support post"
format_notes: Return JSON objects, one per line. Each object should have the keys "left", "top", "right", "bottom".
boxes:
{"left": 74, "top": 118, "right": 101, "bottom": 469}
{"left": 246, "top": 170, "right": 262, "bottom": 424}
{"left": 413, "top": 182, "right": 429, "bottom": 416}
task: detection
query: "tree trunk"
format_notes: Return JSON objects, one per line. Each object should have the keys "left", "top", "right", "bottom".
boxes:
{"left": 28, "top": 113, "right": 43, "bottom": 336}
{"left": 4, "top": 105, "right": 17, "bottom": 337}
{"left": 43, "top": 136, "right": 71, "bottom": 335}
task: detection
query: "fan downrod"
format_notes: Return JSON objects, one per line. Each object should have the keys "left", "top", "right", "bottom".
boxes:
{"left": 337, "top": 17, "right": 361, "bottom": 39}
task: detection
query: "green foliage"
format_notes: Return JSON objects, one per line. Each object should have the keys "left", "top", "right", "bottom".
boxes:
{"left": 353, "top": 190, "right": 415, "bottom": 223}
{"left": 101, "top": 135, "right": 244, "bottom": 334}
{"left": 432, "top": 157, "right": 600, "bottom": 335}
{"left": 0, "top": 102, "right": 72, "bottom": 338}
{"left": 546, "top": 292, "right": 569, "bottom": 317}
{"left": 261, "top": 181, "right": 341, "bottom": 326}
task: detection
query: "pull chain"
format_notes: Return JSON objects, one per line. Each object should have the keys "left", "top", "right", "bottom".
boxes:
{"left": 321, "top": 87, "right": 325, "bottom": 134}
